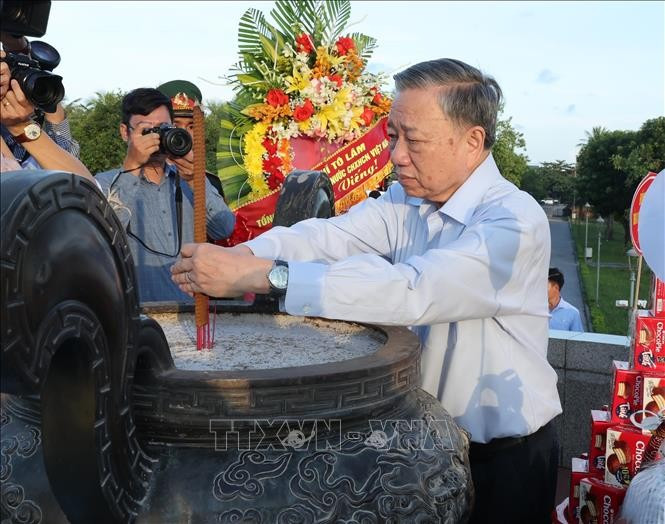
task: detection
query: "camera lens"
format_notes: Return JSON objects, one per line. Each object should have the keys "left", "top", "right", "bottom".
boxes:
{"left": 13, "top": 68, "right": 64, "bottom": 113}
{"left": 162, "top": 127, "right": 192, "bottom": 157}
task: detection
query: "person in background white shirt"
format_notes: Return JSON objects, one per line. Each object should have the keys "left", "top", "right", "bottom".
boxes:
{"left": 548, "top": 267, "right": 584, "bottom": 331}
{"left": 171, "top": 58, "right": 561, "bottom": 523}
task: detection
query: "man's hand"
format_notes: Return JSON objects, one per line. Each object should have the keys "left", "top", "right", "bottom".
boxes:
{"left": 0, "top": 51, "right": 10, "bottom": 99}
{"left": 167, "top": 150, "right": 194, "bottom": 182}
{"left": 123, "top": 124, "right": 161, "bottom": 172}
{"left": 1, "top": 79, "right": 36, "bottom": 132}
{"left": 171, "top": 243, "right": 271, "bottom": 298}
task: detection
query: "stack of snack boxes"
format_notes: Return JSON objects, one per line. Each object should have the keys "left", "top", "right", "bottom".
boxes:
{"left": 564, "top": 275, "right": 665, "bottom": 524}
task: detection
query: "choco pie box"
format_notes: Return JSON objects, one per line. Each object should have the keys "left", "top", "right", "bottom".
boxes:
{"left": 569, "top": 457, "right": 589, "bottom": 521}
{"left": 609, "top": 361, "right": 642, "bottom": 424}
{"left": 604, "top": 426, "right": 652, "bottom": 487}
{"left": 577, "top": 478, "right": 626, "bottom": 524}
{"left": 588, "top": 410, "right": 612, "bottom": 477}
{"left": 643, "top": 374, "right": 665, "bottom": 418}
{"left": 630, "top": 310, "right": 665, "bottom": 371}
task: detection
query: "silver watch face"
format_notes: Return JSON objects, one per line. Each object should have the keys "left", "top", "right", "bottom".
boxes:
{"left": 25, "top": 123, "right": 41, "bottom": 140}
{"left": 269, "top": 265, "right": 289, "bottom": 290}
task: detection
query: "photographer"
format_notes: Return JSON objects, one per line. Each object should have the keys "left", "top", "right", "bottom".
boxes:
{"left": 0, "top": 52, "right": 91, "bottom": 179}
{"left": 95, "top": 88, "right": 235, "bottom": 303}
{"left": 157, "top": 79, "right": 225, "bottom": 199}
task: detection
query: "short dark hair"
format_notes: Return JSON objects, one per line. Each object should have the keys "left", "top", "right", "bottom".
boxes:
{"left": 393, "top": 58, "right": 502, "bottom": 149}
{"left": 548, "top": 267, "right": 564, "bottom": 290}
{"left": 121, "top": 88, "right": 173, "bottom": 125}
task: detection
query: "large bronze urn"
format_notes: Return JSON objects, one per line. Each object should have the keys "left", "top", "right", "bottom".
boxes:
{"left": 1, "top": 170, "right": 473, "bottom": 523}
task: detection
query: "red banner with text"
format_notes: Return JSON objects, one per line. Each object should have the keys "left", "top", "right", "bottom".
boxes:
{"left": 222, "top": 117, "right": 392, "bottom": 245}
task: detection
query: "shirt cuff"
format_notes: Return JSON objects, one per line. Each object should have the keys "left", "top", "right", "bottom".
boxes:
{"left": 284, "top": 260, "right": 326, "bottom": 317}
{"left": 244, "top": 236, "right": 278, "bottom": 258}
{"left": 43, "top": 118, "right": 71, "bottom": 135}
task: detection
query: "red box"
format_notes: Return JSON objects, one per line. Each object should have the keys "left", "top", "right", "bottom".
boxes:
{"left": 609, "top": 361, "right": 642, "bottom": 424}
{"left": 651, "top": 275, "right": 665, "bottom": 317}
{"left": 569, "top": 457, "right": 588, "bottom": 521}
{"left": 604, "top": 426, "right": 652, "bottom": 487}
{"left": 630, "top": 311, "right": 665, "bottom": 371}
{"left": 588, "top": 410, "right": 612, "bottom": 477}
{"left": 577, "top": 478, "right": 626, "bottom": 524}
{"left": 643, "top": 375, "right": 665, "bottom": 419}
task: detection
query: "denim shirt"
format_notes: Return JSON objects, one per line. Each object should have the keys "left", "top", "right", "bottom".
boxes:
{"left": 96, "top": 164, "right": 235, "bottom": 303}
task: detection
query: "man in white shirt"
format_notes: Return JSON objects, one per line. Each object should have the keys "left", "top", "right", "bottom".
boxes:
{"left": 171, "top": 58, "right": 561, "bottom": 523}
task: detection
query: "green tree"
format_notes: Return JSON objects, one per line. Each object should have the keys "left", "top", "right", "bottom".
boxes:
{"left": 204, "top": 101, "right": 227, "bottom": 175}
{"left": 520, "top": 165, "right": 548, "bottom": 202}
{"left": 576, "top": 128, "right": 635, "bottom": 241}
{"left": 613, "top": 117, "right": 665, "bottom": 186}
{"left": 519, "top": 160, "right": 576, "bottom": 206}
{"left": 540, "top": 160, "right": 576, "bottom": 205}
{"left": 492, "top": 115, "right": 528, "bottom": 186}
{"left": 67, "top": 91, "right": 126, "bottom": 174}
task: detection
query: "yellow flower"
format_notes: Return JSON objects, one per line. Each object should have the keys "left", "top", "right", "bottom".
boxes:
{"left": 319, "top": 87, "right": 351, "bottom": 136}
{"left": 243, "top": 122, "right": 271, "bottom": 197}
{"left": 349, "top": 105, "right": 364, "bottom": 131}
{"left": 285, "top": 67, "right": 310, "bottom": 93}
{"left": 298, "top": 119, "right": 311, "bottom": 133}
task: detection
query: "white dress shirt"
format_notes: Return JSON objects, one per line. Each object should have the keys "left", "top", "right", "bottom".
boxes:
{"left": 246, "top": 154, "right": 562, "bottom": 443}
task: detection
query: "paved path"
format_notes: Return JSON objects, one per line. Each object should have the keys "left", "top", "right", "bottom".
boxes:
{"left": 548, "top": 217, "right": 589, "bottom": 331}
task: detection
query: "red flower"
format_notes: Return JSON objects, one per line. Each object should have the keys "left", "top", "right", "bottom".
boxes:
{"left": 266, "top": 89, "right": 289, "bottom": 107}
{"left": 372, "top": 92, "right": 383, "bottom": 105}
{"left": 293, "top": 99, "right": 314, "bottom": 122}
{"left": 360, "top": 107, "right": 374, "bottom": 126}
{"left": 262, "top": 137, "right": 278, "bottom": 155}
{"left": 295, "top": 33, "right": 314, "bottom": 54}
{"left": 262, "top": 155, "right": 283, "bottom": 175}
{"left": 335, "top": 36, "right": 355, "bottom": 56}
{"left": 267, "top": 171, "right": 286, "bottom": 190}
{"left": 328, "top": 74, "right": 343, "bottom": 88}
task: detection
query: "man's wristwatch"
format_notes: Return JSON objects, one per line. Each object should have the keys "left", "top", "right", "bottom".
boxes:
{"left": 267, "top": 260, "right": 289, "bottom": 297}
{"left": 12, "top": 122, "right": 42, "bottom": 144}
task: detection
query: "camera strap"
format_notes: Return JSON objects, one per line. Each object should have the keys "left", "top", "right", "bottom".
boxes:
{"left": 109, "top": 165, "right": 183, "bottom": 258}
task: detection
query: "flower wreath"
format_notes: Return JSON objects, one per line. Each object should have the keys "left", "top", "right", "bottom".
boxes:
{"left": 217, "top": 0, "right": 392, "bottom": 207}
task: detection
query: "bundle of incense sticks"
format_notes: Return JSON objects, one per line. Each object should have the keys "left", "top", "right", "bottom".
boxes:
{"left": 193, "top": 106, "right": 213, "bottom": 350}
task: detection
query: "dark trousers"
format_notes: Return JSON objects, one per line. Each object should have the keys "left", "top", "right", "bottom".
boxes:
{"left": 469, "top": 421, "right": 559, "bottom": 524}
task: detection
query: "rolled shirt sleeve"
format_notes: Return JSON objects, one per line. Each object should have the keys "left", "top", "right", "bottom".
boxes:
{"left": 43, "top": 117, "right": 81, "bottom": 158}
{"left": 247, "top": 180, "right": 549, "bottom": 327}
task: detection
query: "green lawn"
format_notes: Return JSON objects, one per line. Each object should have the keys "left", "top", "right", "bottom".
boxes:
{"left": 571, "top": 221, "right": 653, "bottom": 335}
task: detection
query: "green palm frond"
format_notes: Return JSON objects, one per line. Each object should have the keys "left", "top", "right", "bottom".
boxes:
{"left": 272, "top": 0, "right": 319, "bottom": 41}
{"left": 321, "top": 0, "right": 352, "bottom": 43}
{"left": 239, "top": 8, "right": 274, "bottom": 56}
{"left": 217, "top": 102, "right": 252, "bottom": 204}
{"left": 350, "top": 32, "right": 377, "bottom": 61}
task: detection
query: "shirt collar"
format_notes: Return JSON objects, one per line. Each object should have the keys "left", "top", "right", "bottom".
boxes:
{"left": 405, "top": 153, "right": 502, "bottom": 226}
{"left": 133, "top": 162, "right": 178, "bottom": 183}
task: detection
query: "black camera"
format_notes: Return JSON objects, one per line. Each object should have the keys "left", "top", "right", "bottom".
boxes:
{"left": 3, "top": 41, "right": 64, "bottom": 113}
{"left": 142, "top": 124, "right": 192, "bottom": 157}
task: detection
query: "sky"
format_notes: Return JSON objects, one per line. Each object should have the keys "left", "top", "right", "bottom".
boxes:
{"left": 33, "top": 1, "right": 665, "bottom": 164}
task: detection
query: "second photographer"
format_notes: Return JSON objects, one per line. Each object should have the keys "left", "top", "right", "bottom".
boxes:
{"left": 95, "top": 88, "right": 235, "bottom": 303}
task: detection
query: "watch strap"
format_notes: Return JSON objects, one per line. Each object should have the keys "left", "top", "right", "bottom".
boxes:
{"left": 12, "top": 122, "right": 41, "bottom": 144}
